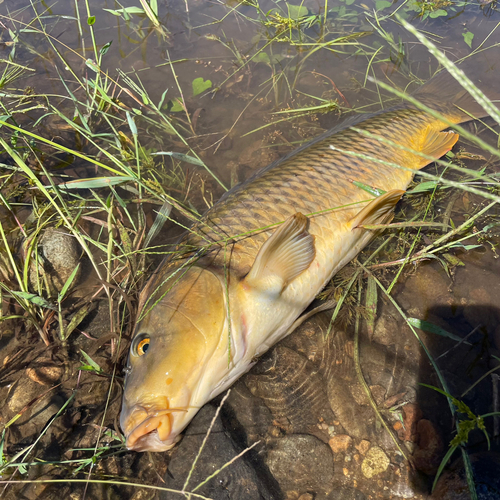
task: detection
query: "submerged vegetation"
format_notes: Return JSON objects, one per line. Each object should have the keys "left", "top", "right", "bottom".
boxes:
{"left": 0, "top": 0, "right": 499, "bottom": 498}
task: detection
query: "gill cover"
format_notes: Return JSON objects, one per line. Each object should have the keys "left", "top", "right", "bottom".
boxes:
{"left": 121, "top": 266, "right": 226, "bottom": 450}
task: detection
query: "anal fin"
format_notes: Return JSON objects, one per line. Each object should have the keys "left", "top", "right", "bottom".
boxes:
{"left": 350, "top": 189, "right": 405, "bottom": 229}
{"left": 245, "top": 213, "right": 315, "bottom": 294}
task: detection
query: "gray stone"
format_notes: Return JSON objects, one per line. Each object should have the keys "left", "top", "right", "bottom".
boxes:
{"left": 266, "top": 434, "right": 334, "bottom": 495}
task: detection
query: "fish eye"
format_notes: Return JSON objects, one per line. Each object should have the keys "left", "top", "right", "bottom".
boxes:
{"left": 132, "top": 333, "right": 150, "bottom": 357}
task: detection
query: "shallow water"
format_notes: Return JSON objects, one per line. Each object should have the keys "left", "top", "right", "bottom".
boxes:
{"left": 1, "top": 0, "right": 500, "bottom": 499}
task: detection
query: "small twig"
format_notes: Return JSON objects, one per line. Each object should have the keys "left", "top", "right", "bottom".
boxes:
{"left": 436, "top": 325, "right": 481, "bottom": 360}
{"left": 311, "top": 70, "right": 350, "bottom": 107}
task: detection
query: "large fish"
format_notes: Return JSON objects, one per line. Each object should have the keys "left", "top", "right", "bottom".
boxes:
{"left": 120, "top": 52, "right": 498, "bottom": 451}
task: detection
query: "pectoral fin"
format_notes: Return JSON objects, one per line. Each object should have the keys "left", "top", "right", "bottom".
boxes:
{"left": 245, "top": 213, "right": 315, "bottom": 294}
{"left": 350, "top": 189, "right": 405, "bottom": 229}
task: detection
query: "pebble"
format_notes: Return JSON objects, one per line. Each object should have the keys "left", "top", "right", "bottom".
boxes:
{"left": 29, "top": 226, "right": 81, "bottom": 296}
{"left": 26, "top": 362, "right": 64, "bottom": 386}
{"left": 401, "top": 403, "right": 423, "bottom": 441}
{"left": 361, "top": 446, "right": 390, "bottom": 479}
{"left": 329, "top": 434, "right": 352, "bottom": 453}
{"left": 355, "top": 439, "right": 371, "bottom": 455}
{"left": 267, "top": 434, "right": 334, "bottom": 493}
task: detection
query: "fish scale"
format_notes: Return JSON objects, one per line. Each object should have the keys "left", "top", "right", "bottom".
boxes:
{"left": 159, "top": 107, "right": 434, "bottom": 284}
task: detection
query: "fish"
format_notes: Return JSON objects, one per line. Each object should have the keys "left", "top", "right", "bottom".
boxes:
{"left": 120, "top": 49, "right": 499, "bottom": 452}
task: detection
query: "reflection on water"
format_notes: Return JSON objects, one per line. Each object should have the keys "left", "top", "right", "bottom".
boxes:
{"left": 1, "top": 0, "right": 500, "bottom": 498}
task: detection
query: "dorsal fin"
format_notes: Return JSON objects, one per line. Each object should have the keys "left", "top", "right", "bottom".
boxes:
{"left": 244, "top": 213, "right": 315, "bottom": 295}
{"left": 350, "top": 190, "right": 405, "bottom": 229}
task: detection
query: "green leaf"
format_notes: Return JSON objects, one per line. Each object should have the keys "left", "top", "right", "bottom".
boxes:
{"left": 483, "top": 222, "right": 500, "bottom": 232}
{"left": 451, "top": 243, "right": 483, "bottom": 251}
{"left": 168, "top": 98, "right": 184, "bottom": 112}
{"left": 85, "top": 58, "right": 100, "bottom": 73}
{"left": 429, "top": 9, "right": 447, "bottom": 18}
{"left": 442, "top": 253, "right": 464, "bottom": 267}
{"left": 407, "top": 181, "right": 440, "bottom": 193}
{"left": 192, "top": 77, "right": 212, "bottom": 97}
{"left": 58, "top": 176, "right": 135, "bottom": 190}
{"left": 99, "top": 41, "right": 112, "bottom": 57}
{"left": 461, "top": 447, "right": 478, "bottom": 500}
{"left": 152, "top": 151, "right": 205, "bottom": 166}
{"left": 432, "top": 445, "right": 458, "bottom": 492}
{"left": 254, "top": 52, "right": 271, "bottom": 65}
{"left": 407, "top": 317, "right": 464, "bottom": 342}
{"left": 288, "top": 4, "right": 309, "bottom": 19}
{"left": 87, "top": 16, "right": 96, "bottom": 25}
{"left": 352, "top": 180, "right": 386, "bottom": 196}
{"left": 145, "top": 201, "right": 172, "bottom": 248}
{"left": 79, "top": 349, "right": 103, "bottom": 374}
{"left": 463, "top": 31, "right": 474, "bottom": 48}
{"left": 102, "top": 8, "right": 122, "bottom": 16}
{"left": 158, "top": 88, "right": 169, "bottom": 110}
{"left": 375, "top": 0, "right": 392, "bottom": 10}
{"left": 111, "top": 6, "right": 145, "bottom": 14}
{"left": 150, "top": 0, "right": 158, "bottom": 16}
{"left": 11, "top": 291, "right": 57, "bottom": 311}
{"left": 126, "top": 111, "right": 138, "bottom": 136}
{"left": 63, "top": 304, "right": 92, "bottom": 340}
{"left": 58, "top": 263, "right": 80, "bottom": 301}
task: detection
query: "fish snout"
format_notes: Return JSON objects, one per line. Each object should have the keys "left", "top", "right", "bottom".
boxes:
{"left": 122, "top": 405, "right": 176, "bottom": 452}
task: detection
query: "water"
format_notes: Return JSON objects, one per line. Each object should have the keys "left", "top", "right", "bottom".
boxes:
{"left": 1, "top": 0, "right": 500, "bottom": 499}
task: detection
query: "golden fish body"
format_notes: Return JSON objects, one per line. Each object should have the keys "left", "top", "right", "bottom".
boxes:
{"left": 120, "top": 68, "right": 492, "bottom": 451}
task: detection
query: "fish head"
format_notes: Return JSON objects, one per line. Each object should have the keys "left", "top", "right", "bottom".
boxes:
{"left": 120, "top": 266, "right": 227, "bottom": 451}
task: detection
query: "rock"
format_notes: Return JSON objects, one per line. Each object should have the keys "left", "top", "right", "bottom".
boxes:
{"left": 266, "top": 434, "right": 334, "bottom": 495}
{"left": 400, "top": 403, "right": 423, "bottom": 442}
{"left": 329, "top": 434, "right": 352, "bottom": 453}
{"left": 361, "top": 446, "right": 390, "bottom": 479}
{"left": 29, "top": 226, "right": 81, "bottom": 296}
{"left": 326, "top": 377, "right": 375, "bottom": 440}
{"left": 5, "top": 377, "right": 64, "bottom": 452}
{"left": 8, "top": 378, "right": 42, "bottom": 413}
{"left": 298, "top": 494, "right": 314, "bottom": 500}
{"left": 412, "top": 419, "right": 444, "bottom": 475}
{"left": 26, "top": 361, "right": 64, "bottom": 386}
{"left": 355, "top": 440, "right": 371, "bottom": 455}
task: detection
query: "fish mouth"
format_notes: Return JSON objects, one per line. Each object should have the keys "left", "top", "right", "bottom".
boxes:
{"left": 123, "top": 407, "right": 177, "bottom": 451}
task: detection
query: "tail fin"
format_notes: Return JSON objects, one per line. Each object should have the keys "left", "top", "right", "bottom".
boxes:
{"left": 413, "top": 45, "right": 500, "bottom": 123}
